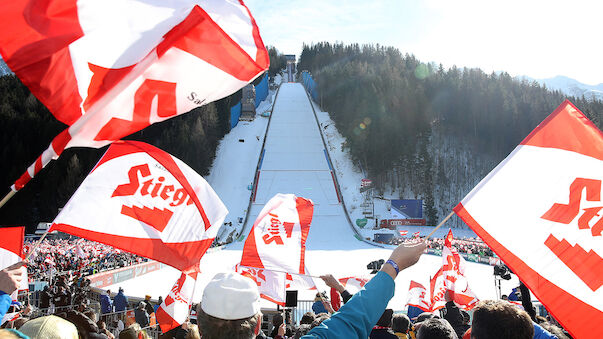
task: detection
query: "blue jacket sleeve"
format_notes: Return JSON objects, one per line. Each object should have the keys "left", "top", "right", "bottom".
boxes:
{"left": 303, "top": 271, "right": 395, "bottom": 338}
{"left": 533, "top": 322, "right": 557, "bottom": 339}
{"left": 0, "top": 291, "right": 12, "bottom": 320}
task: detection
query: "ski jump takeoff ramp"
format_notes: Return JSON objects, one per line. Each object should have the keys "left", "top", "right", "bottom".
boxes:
{"left": 248, "top": 82, "right": 374, "bottom": 249}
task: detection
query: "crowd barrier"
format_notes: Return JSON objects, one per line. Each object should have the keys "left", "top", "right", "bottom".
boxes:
{"left": 300, "top": 71, "right": 319, "bottom": 102}
{"left": 87, "top": 261, "right": 166, "bottom": 289}
{"left": 425, "top": 248, "right": 500, "bottom": 266}
{"left": 255, "top": 73, "right": 269, "bottom": 108}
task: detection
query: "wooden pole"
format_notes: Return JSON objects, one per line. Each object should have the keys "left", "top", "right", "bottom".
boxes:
{"left": 426, "top": 211, "right": 455, "bottom": 239}
{"left": 24, "top": 228, "right": 50, "bottom": 261}
{"left": 237, "top": 265, "right": 323, "bottom": 279}
{"left": 0, "top": 190, "right": 16, "bottom": 209}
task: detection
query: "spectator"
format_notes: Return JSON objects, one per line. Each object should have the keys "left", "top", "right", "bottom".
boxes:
{"left": 416, "top": 318, "right": 458, "bottom": 339}
{"left": 197, "top": 272, "right": 262, "bottom": 339}
{"left": 134, "top": 302, "right": 150, "bottom": 328}
{"left": 100, "top": 290, "right": 113, "bottom": 314}
{"left": 119, "top": 323, "right": 148, "bottom": 339}
{"left": 471, "top": 300, "right": 533, "bottom": 339}
{"left": 391, "top": 313, "right": 410, "bottom": 339}
{"left": 40, "top": 285, "right": 53, "bottom": 310}
{"left": 143, "top": 295, "right": 154, "bottom": 316}
{"left": 0, "top": 262, "right": 25, "bottom": 320}
{"left": 443, "top": 291, "right": 470, "bottom": 338}
{"left": 370, "top": 309, "right": 397, "bottom": 338}
{"left": 300, "top": 312, "right": 315, "bottom": 325}
{"left": 319, "top": 274, "right": 353, "bottom": 304}
{"left": 311, "top": 293, "right": 329, "bottom": 314}
{"left": 270, "top": 314, "right": 283, "bottom": 338}
{"left": 154, "top": 296, "right": 163, "bottom": 313}
{"left": 113, "top": 288, "right": 128, "bottom": 312}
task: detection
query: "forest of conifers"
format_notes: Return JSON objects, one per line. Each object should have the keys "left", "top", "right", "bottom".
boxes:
{"left": 297, "top": 42, "right": 603, "bottom": 225}
{"left": 0, "top": 48, "right": 285, "bottom": 231}
{"left": 1, "top": 42, "right": 601, "bottom": 229}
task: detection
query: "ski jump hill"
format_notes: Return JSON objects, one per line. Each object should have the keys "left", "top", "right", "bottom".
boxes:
{"left": 108, "top": 82, "right": 519, "bottom": 309}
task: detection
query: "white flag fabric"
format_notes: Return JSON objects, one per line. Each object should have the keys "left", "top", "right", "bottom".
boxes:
{"left": 430, "top": 267, "right": 447, "bottom": 312}
{"left": 236, "top": 265, "right": 287, "bottom": 306}
{"left": 156, "top": 271, "right": 197, "bottom": 332}
{"left": 0, "top": 0, "right": 268, "bottom": 191}
{"left": 0, "top": 226, "right": 28, "bottom": 299}
{"left": 441, "top": 230, "right": 479, "bottom": 310}
{"left": 406, "top": 280, "right": 430, "bottom": 312}
{"left": 338, "top": 277, "right": 369, "bottom": 295}
{"left": 240, "top": 194, "right": 313, "bottom": 274}
{"left": 51, "top": 140, "right": 228, "bottom": 272}
{"left": 454, "top": 100, "right": 603, "bottom": 338}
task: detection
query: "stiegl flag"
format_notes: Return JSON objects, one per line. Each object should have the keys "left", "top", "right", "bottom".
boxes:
{"left": 51, "top": 140, "right": 228, "bottom": 272}
{"left": 238, "top": 193, "right": 314, "bottom": 305}
{"left": 156, "top": 271, "right": 197, "bottom": 333}
{"left": 440, "top": 229, "right": 479, "bottom": 310}
{"left": 0, "top": 0, "right": 268, "bottom": 192}
{"left": 406, "top": 280, "right": 430, "bottom": 312}
{"left": 454, "top": 100, "right": 603, "bottom": 339}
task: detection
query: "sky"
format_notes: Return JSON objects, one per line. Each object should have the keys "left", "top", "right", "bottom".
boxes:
{"left": 245, "top": 0, "right": 603, "bottom": 85}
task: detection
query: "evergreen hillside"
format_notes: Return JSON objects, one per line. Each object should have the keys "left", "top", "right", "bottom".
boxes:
{"left": 298, "top": 42, "right": 603, "bottom": 226}
{"left": 0, "top": 74, "right": 235, "bottom": 231}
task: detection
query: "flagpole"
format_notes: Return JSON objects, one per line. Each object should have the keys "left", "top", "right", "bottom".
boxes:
{"left": 24, "top": 228, "right": 50, "bottom": 261}
{"left": 426, "top": 211, "right": 455, "bottom": 239}
{"left": 0, "top": 190, "right": 15, "bottom": 209}
{"left": 238, "top": 265, "right": 323, "bottom": 279}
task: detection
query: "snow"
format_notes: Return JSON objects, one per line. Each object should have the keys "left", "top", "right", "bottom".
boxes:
{"left": 107, "top": 81, "right": 519, "bottom": 311}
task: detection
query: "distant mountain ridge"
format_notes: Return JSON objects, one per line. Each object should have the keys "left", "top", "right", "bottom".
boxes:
{"left": 520, "top": 75, "right": 603, "bottom": 101}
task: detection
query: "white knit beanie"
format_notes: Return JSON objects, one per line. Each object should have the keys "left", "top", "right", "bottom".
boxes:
{"left": 201, "top": 272, "right": 260, "bottom": 320}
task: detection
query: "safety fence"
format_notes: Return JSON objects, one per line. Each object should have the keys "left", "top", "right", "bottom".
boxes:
{"left": 300, "top": 71, "right": 319, "bottom": 102}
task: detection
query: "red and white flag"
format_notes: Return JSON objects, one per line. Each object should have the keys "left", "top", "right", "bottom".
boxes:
{"left": 441, "top": 229, "right": 479, "bottom": 310}
{"left": 0, "top": 0, "right": 269, "bottom": 191}
{"left": 413, "top": 231, "right": 421, "bottom": 238}
{"left": 237, "top": 265, "right": 287, "bottom": 306}
{"left": 156, "top": 271, "right": 197, "bottom": 332}
{"left": 50, "top": 140, "right": 228, "bottom": 272}
{"left": 240, "top": 194, "right": 313, "bottom": 274}
{"left": 406, "top": 280, "right": 430, "bottom": 312}
{"left": 0, "top": 227, "right": 28, "bottom": 299}
{"left": 454, "top": 100, "right": 603, "bottom": 338}
{"left": 399, "top": 230, "right": 408, "bottom": 236}
{"left": 338, "top": 277, "right": 369, "bottom": 294}
{"left": 430, "top": 267, "right": 447, "bottom": 311}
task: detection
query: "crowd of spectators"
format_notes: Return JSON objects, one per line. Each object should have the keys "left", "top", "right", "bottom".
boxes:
{"left": 1, "top": 237, "right": 571, "bottom": 338}
{"left": 24, "top": 238, "right": 147, "bottom": 283}
{"left": 376, "top": 235, "right": 495, "bottom": 258}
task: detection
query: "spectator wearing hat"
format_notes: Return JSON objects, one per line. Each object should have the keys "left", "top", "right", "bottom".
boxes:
{"left": 19, "top": 315, "right": 79, "bottom": 339}
{"left": 113, "top": 288, "right": 128, "bottom": 313}
{"left": 197, "top": 272, "right": 263, "bottom": 339}
{"left": 143, "top": 295, "right": 154, "bottom": 316}
{"left": 134, "top": 302, "right": 150, "bottom": 328}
